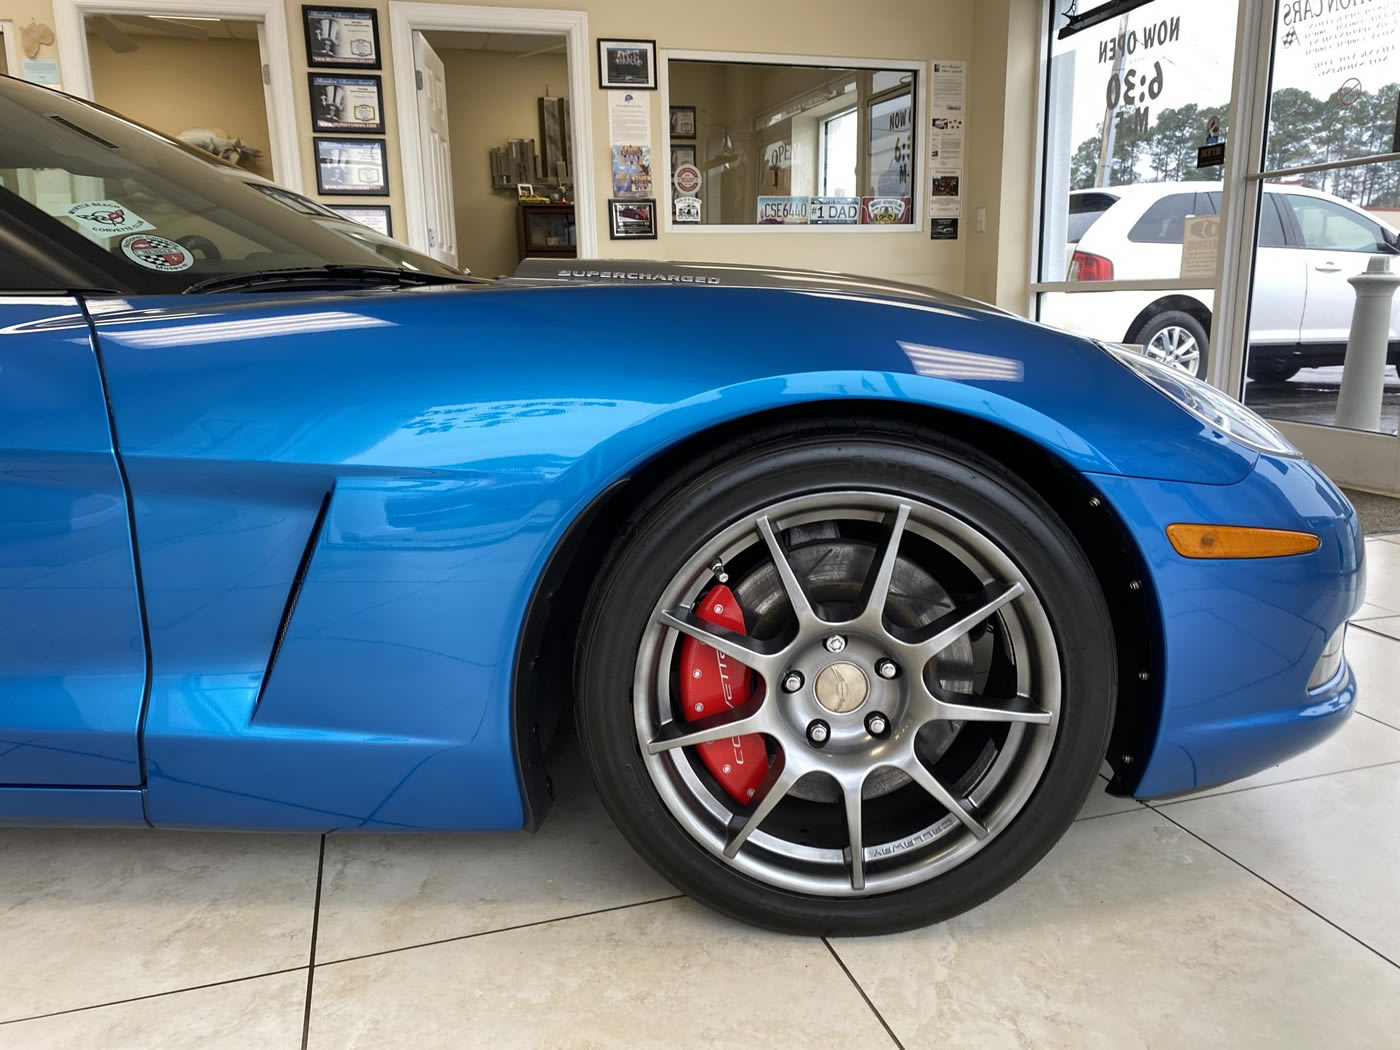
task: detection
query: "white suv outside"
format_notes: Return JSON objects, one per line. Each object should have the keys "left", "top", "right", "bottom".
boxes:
{"left": 1042, "top": 181, "right": 1400, "bottom": 380}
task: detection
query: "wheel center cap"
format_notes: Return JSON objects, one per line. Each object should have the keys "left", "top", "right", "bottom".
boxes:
{"left": 814, "top": 662, "right": 869, "bottom": 714}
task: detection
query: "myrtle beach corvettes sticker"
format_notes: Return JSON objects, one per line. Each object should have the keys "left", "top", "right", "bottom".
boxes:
{"left": 120, "top": 234, "right": 194, "bottom": 272}
{"left": 65, "top": 199, "right": 155, "bottom": 237}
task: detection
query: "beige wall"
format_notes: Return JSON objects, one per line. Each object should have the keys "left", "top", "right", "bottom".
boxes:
{"left": 435, "top": 46, "right": 568, "bottom": 277}
{"left": 26, "top": 0, "right": 1041, "bottom": 306}
{"left": 87, "top": 33, "right": 274, "bottom": 178}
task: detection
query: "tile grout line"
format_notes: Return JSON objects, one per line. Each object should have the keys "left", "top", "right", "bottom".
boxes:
{"left": 301, "top": 834, "right": 327, "bottom": 1050}
{"left": 1356, "top": 709, "right": 1400, "bottom": 732}
{"left": 315, "top": 893, "right": 688, "bottom": 969}
{"left": 1149, "top": 756, "right": 1400, "bottom": 808}
{"left": 821, "top": 938, "right": 907, "bottom": 1050}
{"left": 0, "top": 967, "right": 308, "bottom": 1027}
{"left": 1152, "top": 807, "right": 1400, "bottom": 973}
{"left": 1349, "top": 620, "right": 1400, "bottom": 644}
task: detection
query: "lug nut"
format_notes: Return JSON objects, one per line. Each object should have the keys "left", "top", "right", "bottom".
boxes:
{"left": 806, "top": 720, "right": 830, "bottom": 747}
{"left": 875, "top": 658, "right": 898, "bottom": 679}
{"left": 824, "top": 635, "right": 847, "bottom": 653}
{"left": 865, "top": 712, "right": 890, "bottom": 737}
{"left": 782, "top": 672, "right": 804, "bottom": 693}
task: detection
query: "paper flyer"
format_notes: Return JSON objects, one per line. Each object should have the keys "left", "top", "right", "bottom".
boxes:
{"left": 608, "top": 91, "right": 651, "bottom": 146}
{"left": 930, "top": 60, "right": 966, "bottom": 239}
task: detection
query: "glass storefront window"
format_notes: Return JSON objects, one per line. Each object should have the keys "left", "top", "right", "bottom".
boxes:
{"left": 665, "top": 57, "right": 918, "bottom": 226}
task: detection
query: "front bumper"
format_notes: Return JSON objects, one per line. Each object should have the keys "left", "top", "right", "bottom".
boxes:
{"left": 1089, "top": 453, "right": 1364, "bottom": 798}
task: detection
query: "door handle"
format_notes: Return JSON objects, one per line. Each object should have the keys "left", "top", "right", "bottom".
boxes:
{"left": 1314, "top": 262, "right": 1342, "bottom": 273}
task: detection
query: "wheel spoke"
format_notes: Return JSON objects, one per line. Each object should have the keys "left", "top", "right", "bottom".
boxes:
{"left": 843, "top": 780, "right": 866, "bottom": 891}
{"left": 646, "top": 699, "right": 767, "bottom": 754}
{"left": 755, "top": 515, "right": 818, "bottom": 628}
{"left": 929, "top": 689, "right": 1052, "bottom": 725}
{"left": 856, "top": 502, "right": 912, "bottom": 627}
{"left": 902, "top": 755, "right": 989, "bottom": 839}
{"left": 902, "top": 580, "right": 1025, "bottom": 658}
{"left": 723, "top": 754, "right": 801, "bottom": 858}
{"left": 657, "top": 607, "right": 780, "bottom": 676}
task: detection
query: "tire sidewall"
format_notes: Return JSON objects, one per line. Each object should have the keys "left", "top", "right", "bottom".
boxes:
{"left": 577, "top": 430, "right": 1115, "bottom": 935}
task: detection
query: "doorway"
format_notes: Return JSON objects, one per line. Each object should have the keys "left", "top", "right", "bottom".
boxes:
{"left": 52, "top": 0, "right": 302, "bottom": 191}
{"left": 84, "top": 15, "right": 274, "bottom": 179}
{"left": 416, "top": 30, "right": 572, "bottom": 275}
{"left": 388, "top": 3, "right": 597, "bottom": 266}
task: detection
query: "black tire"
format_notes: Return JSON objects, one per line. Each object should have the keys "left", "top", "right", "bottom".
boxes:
{"left": 1130, "top": 310, "right": 1210, "bottom": 378}
{"left": 575, "top": 421, "right": 1116, "bottom": 935}
{"left": 1247, "top": 361, "right": 1300, "bottom": 384}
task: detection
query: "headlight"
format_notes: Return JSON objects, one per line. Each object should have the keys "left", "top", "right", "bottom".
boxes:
{"left": 1101, "top": 343, "right": 1299, "bottom": 457}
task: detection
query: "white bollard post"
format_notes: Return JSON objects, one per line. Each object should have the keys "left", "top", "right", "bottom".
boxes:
{"left": 1335, "top": 255, "right": 1400, "bottom": 432}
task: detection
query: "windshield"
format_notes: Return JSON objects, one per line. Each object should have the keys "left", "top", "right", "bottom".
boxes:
{"left": 0, "top": 76, "right": 465, "bottom": 293}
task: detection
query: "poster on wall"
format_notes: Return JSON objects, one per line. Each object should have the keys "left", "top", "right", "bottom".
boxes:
{"left": 303, "top": 6, "right": 381, "bottom": 69}
{"left": 611, "top": 145, "right": 653, "bottom": 198}
{"left": 930, "top": 170, "right": 962, "bottom": 218}
{"left": 314, "top": 137, "right": 389, "bottom": 195}
{"left": 757, "top": 195, "right": 808, "bottom": 224}
{"left": 328, "top": 204, "right": 392, "bottom": 237}
{"left": 609, "top": 199, "right": 657, "bottom": 238}
{"left": 930, "top": 217, "right": 959, "bottom": 240}
{"left": 309, "top": 74, "right": 385, "bottom": 133}
{"left": 607, "top": 91, "right": 651, "bottom": 145}
{"left": 598, "top": 38, "right": 656, "bottom": 89}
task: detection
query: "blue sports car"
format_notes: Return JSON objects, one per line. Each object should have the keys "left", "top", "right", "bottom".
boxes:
{"left": 0, "top": 76, "right": 1363, "bottom": 934}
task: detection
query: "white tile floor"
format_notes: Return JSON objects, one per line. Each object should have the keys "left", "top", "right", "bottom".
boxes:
{"left": 3, "top": 538, "right": 1400, "bottom": 1049}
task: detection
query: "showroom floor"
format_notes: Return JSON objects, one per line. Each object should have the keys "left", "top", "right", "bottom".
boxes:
{"left": 4, "top": 541, "right": 1400, "bottom": 1049}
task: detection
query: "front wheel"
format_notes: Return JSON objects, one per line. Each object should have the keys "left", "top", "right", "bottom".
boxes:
{"left": 1132, "top": 310, "right": 1209, "bottom": 378}
{"left": 576, "top": 426, "right": 1116, "bottom": 935}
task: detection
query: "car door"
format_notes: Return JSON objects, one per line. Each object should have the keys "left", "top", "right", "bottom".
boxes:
{"left": 1249, "top": 193, "right": 1306, "bottom": 348}
{"left": 1281, "top": 193, "right": 1398, "bottom": 347}
{"left": 0, "top": 292, "right": 147, "bottom": 786}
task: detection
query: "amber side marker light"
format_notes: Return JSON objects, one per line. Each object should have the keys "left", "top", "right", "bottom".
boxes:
{"left": 1166, "top": 523, "right": 1321, "bottom": 559}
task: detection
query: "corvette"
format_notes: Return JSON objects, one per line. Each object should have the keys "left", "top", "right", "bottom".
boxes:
{"left": 0, "top": 76, "right": 1363, "bottom": 934}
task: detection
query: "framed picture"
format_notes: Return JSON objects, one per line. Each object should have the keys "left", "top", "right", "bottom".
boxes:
{"left": 598, "top": 38, "right": 655, "bottom": 89}
{"left": 669, "top": 105, "right": 696, "bottom": 138}
{"left": 303, "top": 6, "right": 381, "bottom": 69}
{"left": 670, "top": 144, "right": 697, "bottom": 171}
{"left": 314, "top": 137, "right": 388, "bottom": 195}
{"left": 609, "top": 198, "right": 657, "bottom": 239}
{"left": 308, "top": 73, "right": 384, "bottom": 133}
{"left": 327, "top": 204, "right": 391, "bottom": 237}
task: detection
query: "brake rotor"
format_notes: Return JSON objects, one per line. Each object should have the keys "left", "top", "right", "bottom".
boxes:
{"left": 731, "top": 533, "right": 976, "bottom": 802}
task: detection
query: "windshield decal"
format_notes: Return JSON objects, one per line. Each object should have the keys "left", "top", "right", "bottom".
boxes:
{"left": 120, "top": 234, "right": 194, "bottom": 273}
{"left": 65, "top": 200, "right": 156, "bottom": 237}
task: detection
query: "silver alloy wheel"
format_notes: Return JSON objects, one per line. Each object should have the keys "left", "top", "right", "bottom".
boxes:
{"left": 633, "top": 491, "right": 1061, "bottom": 898}
{"left": 1145, "top": 325, "right": 1202, "bottom": 376}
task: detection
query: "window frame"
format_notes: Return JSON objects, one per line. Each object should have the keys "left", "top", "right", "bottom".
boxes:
{"left": 658, "top": 48, "right": 927, "bottom": 235}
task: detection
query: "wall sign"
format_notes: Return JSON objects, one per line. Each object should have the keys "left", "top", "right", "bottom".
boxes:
{"left": 327, "top": 204, "right": 392, "bottom": 237}
{"left": 309, "top": 74, "right": 385, "bottom": 133}
{"left": 609, "top": 198, "right": 657, "bottom": 238}
{"left": 303, "top": 6, "right": 381, "bottom": 69}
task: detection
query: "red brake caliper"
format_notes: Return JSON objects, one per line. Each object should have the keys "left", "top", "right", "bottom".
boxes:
{"left": 678, "top": 584, "right": 771, "bottom": 804}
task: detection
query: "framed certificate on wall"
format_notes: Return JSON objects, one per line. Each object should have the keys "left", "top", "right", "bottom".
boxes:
{"left": 303, "top": 6, "right": 381, "bottom": 69}
{"left": 314, "top": 137, "right": 389, "bottom": 195}
{"left": 308, "top": 74, "right": 385, "bottom": 133}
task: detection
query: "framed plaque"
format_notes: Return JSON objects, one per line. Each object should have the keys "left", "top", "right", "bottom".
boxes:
{"left": 314, "top": 137, "right": 389, "bottom": 195}
{"left": 303, "top": 6, "right": 381, "bottom": 69}
{"left": 308, "top": 74, "right": 385, "bottom": 133}
{"left": 598, "top": 38, "right": 655, "bottom": 89}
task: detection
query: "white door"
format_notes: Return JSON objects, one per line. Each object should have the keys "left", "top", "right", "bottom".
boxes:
{"left": 1280, "top": 192, "right": 1400, "bottom": 346}
{"left": 413, "top": 32, "right": 457, "bottom": 268}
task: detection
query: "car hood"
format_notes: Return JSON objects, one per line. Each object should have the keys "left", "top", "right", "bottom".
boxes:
{"left": 509, "top": 258, "right": 1007, "bottom": 315}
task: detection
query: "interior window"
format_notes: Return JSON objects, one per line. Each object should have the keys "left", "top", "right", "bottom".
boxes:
{"left": 1128, "top": 193, "right": 1215, "bottom": 244}
{"left": 666, "top": 57, "right": 917, "bottom": 226}
{"left": 1284, "top": 195, "right": 1386, "bottom": 252}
